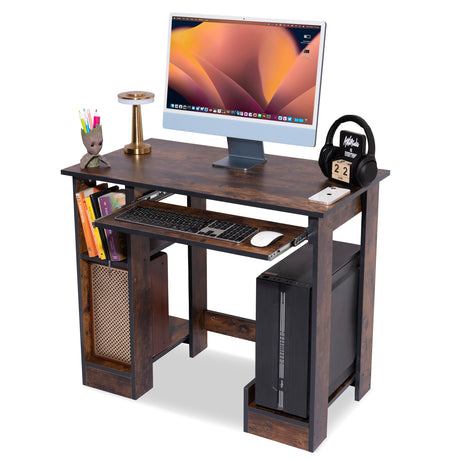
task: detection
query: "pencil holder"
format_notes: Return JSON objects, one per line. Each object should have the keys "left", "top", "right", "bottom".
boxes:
{"left": 80, "top": 125, "right": 111, "bottom": 169}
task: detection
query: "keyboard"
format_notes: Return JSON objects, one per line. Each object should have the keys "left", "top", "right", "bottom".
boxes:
{"left": 115, "top": 206, "right": 259, "bottom": 244}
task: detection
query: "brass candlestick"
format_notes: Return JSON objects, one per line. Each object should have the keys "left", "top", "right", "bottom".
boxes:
{"left": 118, "top": 91, "right": 155, "bottom": 155}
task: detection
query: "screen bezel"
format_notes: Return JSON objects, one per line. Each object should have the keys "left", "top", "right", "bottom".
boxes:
{"left": 163, "top": 13, "right": 326, "bottom": 147}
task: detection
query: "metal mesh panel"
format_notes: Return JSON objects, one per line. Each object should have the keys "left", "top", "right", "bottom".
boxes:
{"left": 91, "top": 264, "right": 131, "bottom": 364}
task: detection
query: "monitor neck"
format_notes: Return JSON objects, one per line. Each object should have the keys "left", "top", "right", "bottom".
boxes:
{"left": 212, "top": 137, "right": 266, "bottom": 171}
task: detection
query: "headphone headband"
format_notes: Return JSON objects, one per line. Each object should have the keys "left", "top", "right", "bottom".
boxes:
{"left": 325, "top": 114, "right": 375, "bottom": 157}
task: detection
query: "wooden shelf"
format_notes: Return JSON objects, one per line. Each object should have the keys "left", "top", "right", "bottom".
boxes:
{"left": 80, "top": 252, "right": 128, "bottom": 269}
{"left": 79, "top": 239, "right": 173, "bottom": 267}
{"left": 94, "top": 200, "right": 308, "bottom": 261}
{"left": 244, "top": 374, "right": 355, "bottom": 451}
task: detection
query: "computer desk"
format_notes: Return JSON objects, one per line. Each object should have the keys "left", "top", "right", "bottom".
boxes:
{"left": 61, "top": 138, "right": 390, "bottom": 452}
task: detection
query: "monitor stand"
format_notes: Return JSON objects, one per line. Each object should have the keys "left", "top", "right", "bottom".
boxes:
{"left": 213, "top": 137, "right": 266, "bottom": 171}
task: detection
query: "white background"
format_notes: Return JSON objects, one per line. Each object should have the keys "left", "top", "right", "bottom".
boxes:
{"left": 1, "top": 1, "right": 459, "bottom": 458}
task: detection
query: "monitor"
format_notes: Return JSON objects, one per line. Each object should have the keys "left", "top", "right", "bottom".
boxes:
{"left": 163, "top": 14, "right": 326, "bottom": 170}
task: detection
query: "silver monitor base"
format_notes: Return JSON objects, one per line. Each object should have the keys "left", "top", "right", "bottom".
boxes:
{"left": 213, "top": 137, "right": 266, "bottom": 171}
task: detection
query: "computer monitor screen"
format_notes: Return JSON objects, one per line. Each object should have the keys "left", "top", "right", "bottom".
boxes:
{"left": 163, "top": 14, "right": 326, "bottom": 169}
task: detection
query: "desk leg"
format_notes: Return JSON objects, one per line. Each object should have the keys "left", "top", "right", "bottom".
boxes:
{"left": 308, "top": 216, "right": 333, "bottom": 451}
{"left": 355, "top": 183, "right": 380, "bottom": 401}
{"left": 187, "top": 196, "right": 208, "bottom": 357}
{"left": 128, "top": 234, "right": 154, "bottom": 399}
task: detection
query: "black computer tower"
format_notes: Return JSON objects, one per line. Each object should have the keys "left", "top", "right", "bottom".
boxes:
{"left": 255, "top": 240, "right": 360, "bottom": 419}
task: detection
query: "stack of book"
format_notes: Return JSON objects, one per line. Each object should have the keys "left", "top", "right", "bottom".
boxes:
{"left": 75, "top": 184, "right": 127, "bottom": 261}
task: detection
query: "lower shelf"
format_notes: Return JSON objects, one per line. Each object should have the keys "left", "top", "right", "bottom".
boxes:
{"left": 244, "top": 379, "right": 310, "bottom": 450}
{"left": 84, "top": 316, "right": 189, "bottom": 398}
{"left": 244, "top": 374, "right": 355, "bottom": 451}
{"left": 153, "top": 316, "right": 189, "bottom": 363}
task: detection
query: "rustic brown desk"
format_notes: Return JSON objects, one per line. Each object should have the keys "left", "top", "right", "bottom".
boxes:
{"left": 61, "top": 138, "right": 389, "bottom": 452}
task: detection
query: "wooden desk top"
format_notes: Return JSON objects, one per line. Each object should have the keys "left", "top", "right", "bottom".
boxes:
{"left": 62, "top": 138, "right": 390, "bottom": 217}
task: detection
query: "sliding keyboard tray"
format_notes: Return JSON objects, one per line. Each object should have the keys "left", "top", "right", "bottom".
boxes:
{"left": 94, "top": 200, "right": 308, "bottom": 261}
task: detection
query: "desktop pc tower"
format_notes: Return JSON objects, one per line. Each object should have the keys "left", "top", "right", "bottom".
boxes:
{"left": 255, "top": 241, "right": 360, "bottom": 419}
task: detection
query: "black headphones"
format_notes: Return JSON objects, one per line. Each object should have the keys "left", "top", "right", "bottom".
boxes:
{"left": 318, "top": 114, "right": 377, "bottom": 187}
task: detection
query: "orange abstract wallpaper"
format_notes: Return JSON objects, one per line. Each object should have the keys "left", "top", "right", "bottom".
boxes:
{"left": 167, "top": 20, "right": 321, "bottom": 125}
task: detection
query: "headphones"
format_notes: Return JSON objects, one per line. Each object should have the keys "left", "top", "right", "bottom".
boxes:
{"left": 318, "top": 114, "right": 377, "bottom": 187}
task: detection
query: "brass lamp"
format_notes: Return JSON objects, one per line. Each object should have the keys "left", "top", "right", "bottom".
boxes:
{"left": 118, "top": 91, "right": 155, "bottom": 154}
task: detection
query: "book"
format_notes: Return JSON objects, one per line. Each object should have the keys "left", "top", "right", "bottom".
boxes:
{"left": 85, "top": 195, "right": 106, "bottom": 259}
{"left": 98, "top": 191, "right": 127, "bottom": 261}
{"left": 89, "top": 186, "right": 119, "bottom": 261}
{"left": 75, "top": 183, "right": 107, "bottom": 257}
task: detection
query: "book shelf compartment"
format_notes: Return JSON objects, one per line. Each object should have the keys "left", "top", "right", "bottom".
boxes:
{"left": 76, "top": 181, "right": 175, "bottom": 264}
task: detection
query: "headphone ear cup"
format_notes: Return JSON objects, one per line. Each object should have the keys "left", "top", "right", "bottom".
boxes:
{"left": 318, "top": 145, "right": 337, "bottom": 177}
{"left": 355, "top": 156, "right": 377, "bottom": 187}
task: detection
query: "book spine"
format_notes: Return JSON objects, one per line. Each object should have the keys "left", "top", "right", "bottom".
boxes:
{"left": 109, "top": 193, "right": 127, "bottom": 261}
{"left": 99, "top": 197, "right": 121, "bottom": 261}
{"left": 76, "top": 191, "right": 98, "bottom": 258}
{"left": 85, "top": 196, "right": 106, "bottom": 260}
{"left": 90, "top": 185, "right": 118, "bottom": 261}
{"left": 115, "top": 232, "right": 127, "bottom": 261}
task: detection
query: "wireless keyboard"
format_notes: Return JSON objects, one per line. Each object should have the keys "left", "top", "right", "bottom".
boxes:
{"left": 115, "top": 206, "right": 258, "bottom": 244}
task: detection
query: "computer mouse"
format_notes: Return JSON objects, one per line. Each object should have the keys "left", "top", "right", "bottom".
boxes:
{"left": 250, "top": 231, "right": 284, "bottom": 248}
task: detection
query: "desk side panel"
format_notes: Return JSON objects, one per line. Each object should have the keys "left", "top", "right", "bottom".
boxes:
{"left": 187, "top": 196, "right": 208, "bottom": 357}
{"left": 307, "top": 216, "right": 333, "bottom": 450}
{"left": 128, "top": 235, "right": 154, "bottom": 399}
{"left": 355, "top": 183, "right": 380, "bottom": 400}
